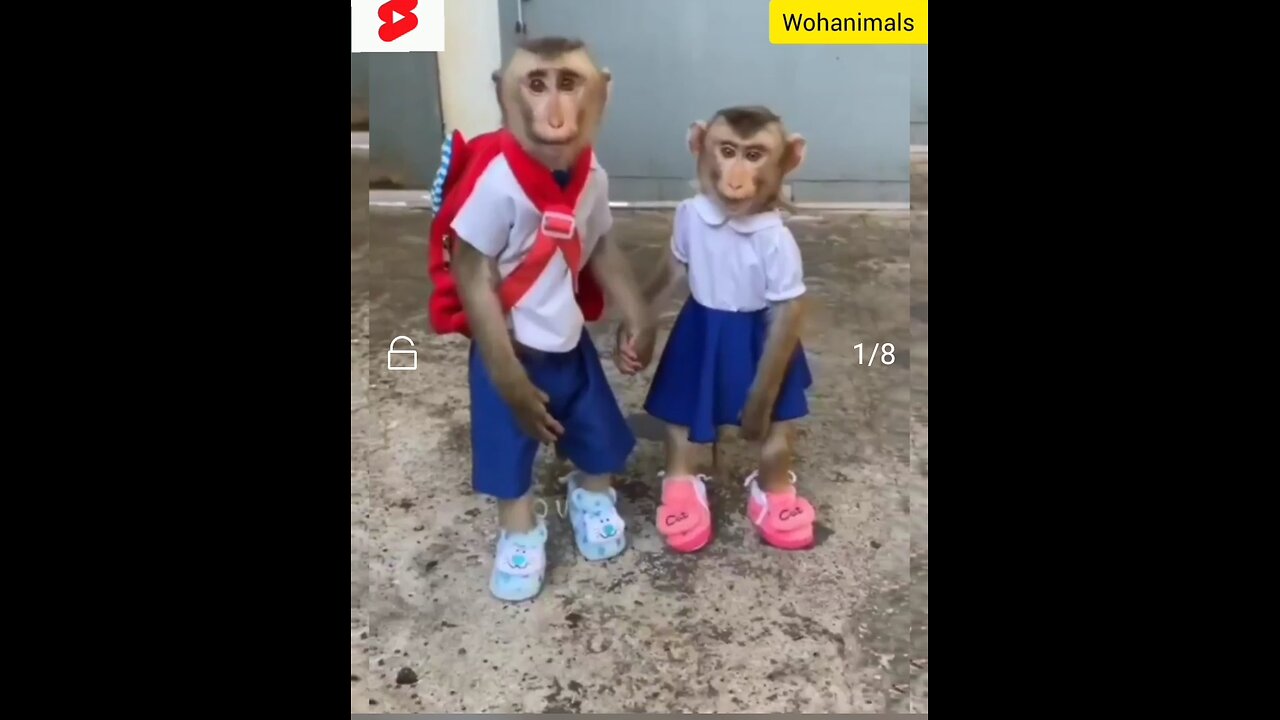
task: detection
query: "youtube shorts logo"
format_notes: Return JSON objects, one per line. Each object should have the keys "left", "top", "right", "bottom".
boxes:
{"left": 352, "top": 0, "right": 444, "bottom": 53}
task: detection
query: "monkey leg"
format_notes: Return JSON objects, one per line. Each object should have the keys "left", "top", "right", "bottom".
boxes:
{"left": 744, "top": 420, "right": 815, "bottom": 551}
{"left": 552, "top": 441, "right": 613, "bottom": 493}
{"left": 497, "top": 494, "right": 537, "bottom": 534}
{"left": 491, "top": 492, "right": 549, "bottom": 602}
{"left": 656, "top": 423, "right": 713, "bottom": 553}
{"left": 578, "top": 473, "right": 612, "bottom": 493}
{"left": 758, "top": 421, "right": 796, "bottom": 493}
{"left": 664, "top": 422, "right": 697, "bottom": 477}
{"left": 551, "top": 331, "right": 636, "bottom": 563}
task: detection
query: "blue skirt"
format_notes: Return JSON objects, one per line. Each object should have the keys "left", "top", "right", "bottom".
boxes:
{"left": 644, "top": 298, "right": 813, "bottom": 444}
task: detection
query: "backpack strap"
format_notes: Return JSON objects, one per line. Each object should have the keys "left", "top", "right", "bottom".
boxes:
{"left": 496, "top": 203, "right": 581, "bottom": 310}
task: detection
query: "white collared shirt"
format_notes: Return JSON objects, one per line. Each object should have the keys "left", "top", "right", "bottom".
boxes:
{"left": 451, "top": 153, "right": 613, "bottom": 353}
{"left": 672, "top": 193, "right": 806, "bottom": 312}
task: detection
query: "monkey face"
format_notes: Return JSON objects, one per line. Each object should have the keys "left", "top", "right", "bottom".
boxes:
{"left": 689, "top": 110, "right": 807, "bottom": 216}
{"left": 518, "top": 68, "right": 588, "bottom": 145}
{"left": 708, "top": 121, "right": 777, "bottom": 206}
{"left": 496, "top": 40, "right": 612, "bottom": 165}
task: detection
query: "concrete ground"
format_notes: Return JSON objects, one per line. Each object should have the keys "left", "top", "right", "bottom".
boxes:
{"left": 351, "top": 149, "right": 929, "bottom": 713}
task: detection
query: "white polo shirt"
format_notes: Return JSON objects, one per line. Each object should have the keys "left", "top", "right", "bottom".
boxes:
{"left": 672, "top": 193, "right": 806, "bottom": 312}
{"left": 451, "top": 153, "right": 613, "bottom": 353}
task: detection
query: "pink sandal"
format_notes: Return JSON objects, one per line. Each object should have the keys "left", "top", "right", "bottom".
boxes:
{"left": 744, "top": 470, "right": 816, "bottom": 550}
{"left": 656, "top": 473, "right": 714, "bottom": 553}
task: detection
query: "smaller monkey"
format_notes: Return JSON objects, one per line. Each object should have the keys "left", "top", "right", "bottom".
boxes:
{"left": 640, "top": 105, "right": 816, "bottom": 553}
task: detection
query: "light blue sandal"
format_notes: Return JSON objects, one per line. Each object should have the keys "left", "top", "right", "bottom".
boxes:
{"left": 489, "top": 518, "right": 548, "bottom": 602}
{"left": 564, "top": 472, "right": 627, "bottom": 561}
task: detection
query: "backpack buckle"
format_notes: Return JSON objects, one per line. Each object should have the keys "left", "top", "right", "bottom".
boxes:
{"left": 540, "top": 210, "right": 576, "bottom": 240}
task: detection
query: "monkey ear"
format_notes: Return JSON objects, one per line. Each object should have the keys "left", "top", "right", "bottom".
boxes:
{"left": 687, "top": 121, "right": 708, "bottom": 156}
{"left": 783, "top": 133, "right": 807, "bottom": 175}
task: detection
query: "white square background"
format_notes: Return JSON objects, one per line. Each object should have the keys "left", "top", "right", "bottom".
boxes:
{"left": 352, "top": 0, "right": 445, "bottom": 53}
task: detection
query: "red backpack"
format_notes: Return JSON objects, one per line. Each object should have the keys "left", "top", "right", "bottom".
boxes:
{"left": 427, "top": 128, "right": 605, "bottom": 337}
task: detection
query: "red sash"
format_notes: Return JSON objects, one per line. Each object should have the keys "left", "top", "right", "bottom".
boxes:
{"left": 496, "top": 131, "right": 592, "bottom": 309}
{"left": 427, "top": 129, "right": 604, "bottom": 337}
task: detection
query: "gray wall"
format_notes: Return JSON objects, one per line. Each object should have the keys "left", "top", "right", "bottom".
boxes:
{"left": 368, "top": 54, "right": 445, "bottom": 188}
{"left": 352, "top": 53, "right": 370, "bottom": 127}
{"left": 499, "top": 0, "right": 911, "bottom": 204}
{"left": 359, "top": 0, "right": 920, "bottom": 199}
{"left": 911, "top": 46, "right": 928, "bottom": 146}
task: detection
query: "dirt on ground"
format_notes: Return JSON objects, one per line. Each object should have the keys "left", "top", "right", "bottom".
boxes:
{"left": 350, "top": 151, "right": 929, "bottom": 713}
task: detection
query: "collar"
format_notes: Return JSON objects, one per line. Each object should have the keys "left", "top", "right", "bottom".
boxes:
{"left": 690, "top": 193, "right": 783, "bottom": 234}
{"left": 500, "top": 130, "right": 594, "bottom": 208}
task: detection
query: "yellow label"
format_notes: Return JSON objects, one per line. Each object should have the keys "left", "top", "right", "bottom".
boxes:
{"left": 769, "top": 0, "right": 928, "bottom": 44}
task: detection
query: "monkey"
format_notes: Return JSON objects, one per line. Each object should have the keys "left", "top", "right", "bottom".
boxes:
{"left": 638, "top": 105, "right": 816, "bottom": 553}
{"left": 427, "top": 36, "right": 654, "bottom": 602}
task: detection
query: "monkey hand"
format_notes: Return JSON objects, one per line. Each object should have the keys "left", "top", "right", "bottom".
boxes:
{"left": 498, "top": 375, "right": 565, "bottom": 444}
{"left": 615, "top": 320, "right": 656, "bottom": 375}
{"left": 629, "top": 319, "right": 657, "bottom": 370}
{"left": 613, "top": 325, "right": 639, "bottom": 374}
{"left": 739, "top": 387, "right": 777, "bottom": 442}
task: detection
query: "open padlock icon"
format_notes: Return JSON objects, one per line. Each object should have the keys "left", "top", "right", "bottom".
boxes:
{"left": 387, "top": 335, "right": 417, "bottom": 371}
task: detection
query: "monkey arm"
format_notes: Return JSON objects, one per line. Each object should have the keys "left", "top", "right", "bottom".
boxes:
{"left": 643, "top": 207, "right": 691, "bottom": 310}
{"left": 451, "top": 240, "right": 528, "bottom": 393}
{"left": 588, "top": 234, "right": 657, "bottom": 370}
{"left": 641, "top": 247, "right": 687, "bottom": 309}
{"left": 587, "top": 234, "right": 651, "bottom": 333}
{"left": 750, "top": 296, "right": 807, "bottom": 403}
{"left": 739, "top": 296, "right": 806, "bottom": 441}
{"left": 741, "top": 227, "right": 808, "bottom": 440}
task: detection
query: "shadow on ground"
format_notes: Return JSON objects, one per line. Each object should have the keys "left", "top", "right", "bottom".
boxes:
{"left": 350, "top": 151, "right": 929, "bottom": 713}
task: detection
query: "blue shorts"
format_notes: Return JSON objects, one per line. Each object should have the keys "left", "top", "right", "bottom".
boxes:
{"left": 468, "top": 329, "right": 637, "bottom": 500}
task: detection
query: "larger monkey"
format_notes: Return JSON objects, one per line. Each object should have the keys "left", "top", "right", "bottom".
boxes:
{"left": 641, "top": 106, "right": 816, "bottom": 552}
{"left": 427, "top": 37, "right": 655, "bottom": 602}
